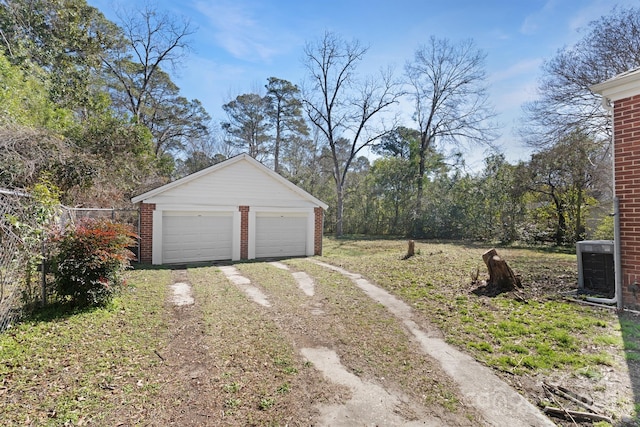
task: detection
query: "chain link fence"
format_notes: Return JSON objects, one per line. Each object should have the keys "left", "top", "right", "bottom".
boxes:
{"left": 0, "top": 189, "right": 40, "bottom": 331}
{"left": 0, "top": 190, "right": 139, "bottom": 332}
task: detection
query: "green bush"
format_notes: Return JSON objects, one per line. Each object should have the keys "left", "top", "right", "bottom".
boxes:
{"left": 52, "top": 219, "right": 137, "bottom": 306}
{"left": 591, "top": 214, "right": 614, "bottom": 240}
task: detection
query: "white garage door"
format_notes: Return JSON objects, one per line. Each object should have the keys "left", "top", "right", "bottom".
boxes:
{"left": 255, "top": 213, "right": 307, "bottom": 258}
{"left": 162, "top": 211, "right": 233, "bottom": 264}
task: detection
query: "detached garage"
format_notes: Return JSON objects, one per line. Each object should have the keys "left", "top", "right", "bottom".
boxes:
{"left": 131, "top": 154, "right": 328, "bottom": 265}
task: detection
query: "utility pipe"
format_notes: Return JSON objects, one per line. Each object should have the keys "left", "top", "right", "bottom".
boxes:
{"left": 586, "top": 98, "right": 620, "bottom": 307}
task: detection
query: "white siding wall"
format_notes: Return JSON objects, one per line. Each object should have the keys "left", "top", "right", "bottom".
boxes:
{"left": 144, "top": 160, "right": 317, "bottom": 209}
{"left": 138, "top": 156, "right": 325, "bottom": 264}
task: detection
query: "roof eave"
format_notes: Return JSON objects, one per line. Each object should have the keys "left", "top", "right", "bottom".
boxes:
{"left": 130, "top": 153, "right": 328, "bottom": 210}
{"left": 591, "top": 68, "right": 640, "bottom": 102}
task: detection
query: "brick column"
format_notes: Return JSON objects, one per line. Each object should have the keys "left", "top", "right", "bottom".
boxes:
{"left": 239, "top": 206, "right": 249, "bottom": 260}
{"left": 614, "top": 93, "right": 640, "bottom": 309}
{"left": 314, "top": 207, "right": 324, "bottom": 256}
{"left": 139, "top": 203, "right": 155, "bottom": 264}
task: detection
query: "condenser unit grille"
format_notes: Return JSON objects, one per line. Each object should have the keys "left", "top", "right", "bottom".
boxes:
{"left": 576, "top": 240, "right": 615, "bottom": 298}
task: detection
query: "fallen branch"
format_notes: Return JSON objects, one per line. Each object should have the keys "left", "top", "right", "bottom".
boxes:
{"left": 556, "top": 384, "right": 594, "bottom": 406}
{"left": 543, "top": 382, "right": 599, "bottom": 413}
{"left": 543, "top": 406, "right": 613, "bottom": 423}
{"left": 542, "top": 384, "right": 577, "bottom": 425}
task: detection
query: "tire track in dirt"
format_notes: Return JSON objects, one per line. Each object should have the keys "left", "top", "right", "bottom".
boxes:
{"left": 309, "top": 260, "right": 556, "bottom": 427}
{"left": 223, "top": 261, "right": 477, "bottom": 426}
{"left": 145, "top": 267, "right": 220, "bottom": 426}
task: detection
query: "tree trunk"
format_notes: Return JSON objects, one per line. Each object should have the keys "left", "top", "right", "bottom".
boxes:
{"left": 335, "top": 181, "right": 344, "bottom": 237}
{"left": 482, "top": 249, "right": 521, "bottom": 291}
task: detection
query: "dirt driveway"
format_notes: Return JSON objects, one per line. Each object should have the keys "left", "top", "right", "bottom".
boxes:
{"left": 140, "top": 259, "right": 557, "bottom": 426}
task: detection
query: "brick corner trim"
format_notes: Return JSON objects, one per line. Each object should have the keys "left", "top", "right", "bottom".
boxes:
{"left": 314, "top": 207, "right": 324, "bottom": 256}
{"left": 139, "top": 203, "right": 156, "bottom": 264}
{"left": 239, "top": 206, "right": 250, "bottom": 260}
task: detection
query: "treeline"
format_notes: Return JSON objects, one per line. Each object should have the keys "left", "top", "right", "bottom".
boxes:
{"left": 2, "top": 1, "right": 639, "bottom": 245}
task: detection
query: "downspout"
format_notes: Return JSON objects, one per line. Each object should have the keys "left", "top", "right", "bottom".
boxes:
{"left": 585, "top": 97, "right": 622, "bottom": 308}
{"left": 614, "top": 196, "right": 623, "bottom": 309}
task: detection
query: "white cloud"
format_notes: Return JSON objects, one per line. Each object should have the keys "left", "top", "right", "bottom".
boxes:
{"left": 520, "top": 0, "right": 559, "bottom": 35}
{"left": 488, "top": 58, "right": 543, "bottom": 84}
{"left": 192, "top": 0, "right": 293, "bottom": 62}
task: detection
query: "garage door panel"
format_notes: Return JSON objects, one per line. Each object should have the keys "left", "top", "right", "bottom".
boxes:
{"left": 162, "top": 212, "right": 233, "bottom": 263}
{"left": 255, "top": 214, "right": 307, "bottom": 258}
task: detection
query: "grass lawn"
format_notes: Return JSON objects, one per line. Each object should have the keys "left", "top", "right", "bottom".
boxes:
{"left": 0, "top": 237, "right": 638, "bottom": 425}
{"left": 319, "top": 238, "right": 640, "bottom": 423}
{"left": 0, "top": 269, "right": 172, "bottom": 425}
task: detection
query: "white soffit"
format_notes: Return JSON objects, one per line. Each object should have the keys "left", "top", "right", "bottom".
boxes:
{"left": 591, "top": 68, "right": 640, "bottom": 102}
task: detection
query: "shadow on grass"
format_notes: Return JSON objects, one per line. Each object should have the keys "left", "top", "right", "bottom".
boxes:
{"left": 21, "top": 300, "right": 104, "bottom": 324}
{"left": 131, "top": 255, "right": 312, "bottom": 271}
{"left": 619, "top": 311, "right": 640, "bottom": 421}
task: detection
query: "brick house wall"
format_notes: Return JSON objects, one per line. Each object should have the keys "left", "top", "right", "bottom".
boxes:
{"left": 139, "top": 202, "right": 155, "bottom": 264}
{"left": 613, "top": 93, "right": 640, "bottom": 309}
{"left": 592, "top": 69, "right": 640, "bottom": 309}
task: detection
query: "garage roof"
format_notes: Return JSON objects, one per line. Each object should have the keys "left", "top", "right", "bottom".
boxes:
{"left": 131, "top": 153, "right": 328, "bottom": 210}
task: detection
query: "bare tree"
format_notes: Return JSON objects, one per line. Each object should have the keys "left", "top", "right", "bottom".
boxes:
{"left": 103, "top": 5, "right": 194, "bottom": 120}
{"left": 405, "top": 36, "right": 496, "bottom": 236}
{"left": 302, "top": 31, "right": 401, "bottom": 236}
{"left": 101, "top": 5, "right": 207, "bottom": 158}
{"left": 523, "top": 6, "right": 640, "bottom": 146}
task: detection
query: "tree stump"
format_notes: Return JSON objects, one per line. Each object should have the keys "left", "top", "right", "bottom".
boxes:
{"left": 482, "top": 249, "right": 522, "bottom": 292}
{"left": 403, "top": 240, "right": 415, "bottom": 260}
{"left": 407, "top": 240, "right": 415, "bottom": 257}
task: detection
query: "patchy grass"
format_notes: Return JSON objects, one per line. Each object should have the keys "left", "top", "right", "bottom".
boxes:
{"left": 181, "top": 265, "right": 334, "bottom": 426}
{"left": 320, "top": 238, "right": 639, "bottom": 421}
{"left": 236, "top": 260, "right": 482, "bottom": 424}
{"left": 1, "top": 237, "right": 638, "bottom": 425}
{"left": 0, "top": 269, "right": 171, "bottom": 426}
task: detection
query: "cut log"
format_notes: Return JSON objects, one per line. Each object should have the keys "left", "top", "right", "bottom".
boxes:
{"left": 482, "top": 249, "right": 522, "bottom": 292}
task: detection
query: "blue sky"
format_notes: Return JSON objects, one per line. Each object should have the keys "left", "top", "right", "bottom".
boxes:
{"left": 88, "top": 0, "right": 637, "bottom": 167}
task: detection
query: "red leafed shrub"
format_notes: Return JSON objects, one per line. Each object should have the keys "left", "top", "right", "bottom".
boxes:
{"left": 52, "top": 218, "right": 137, "bottom": 306}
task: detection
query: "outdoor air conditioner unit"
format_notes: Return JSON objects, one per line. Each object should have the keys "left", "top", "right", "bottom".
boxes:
{"left": 576, "top": 240, "right": 615, "bottom": 298}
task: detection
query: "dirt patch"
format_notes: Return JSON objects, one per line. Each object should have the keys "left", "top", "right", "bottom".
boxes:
{"left": 142, "top": 268, "right": 222, "bottom": 426}
{"left": 235, "top": 260, "right": 484, "bottom": 426}
{"left": 301, "top": 346, "right": 440, "bottom": 426}
{"left": 154, "top": 265, "right": 346, "bottom": 426}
